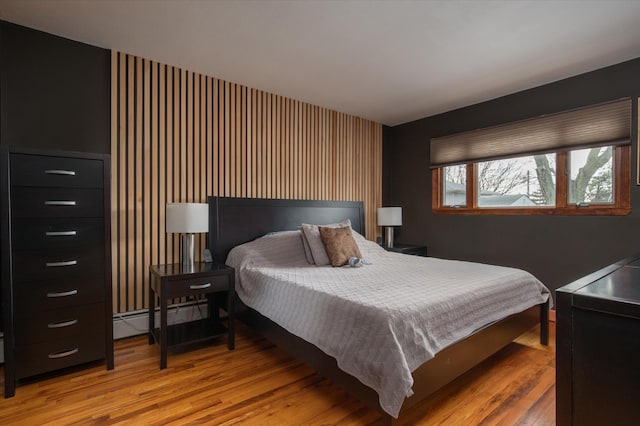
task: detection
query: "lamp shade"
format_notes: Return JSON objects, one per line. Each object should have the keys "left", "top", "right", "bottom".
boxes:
{"left": 166, "top": 203, "right": 209, "bottom": 233}
{"left": 377, "top": 207, "right": 402, "bottom": 226}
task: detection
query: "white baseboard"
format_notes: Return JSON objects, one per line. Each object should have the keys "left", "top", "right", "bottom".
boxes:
{"left": 113, "top": 301, "right": 208, "bottom": 340}
{"left": 0, "top": 302, "right": 208, "bottom": 364}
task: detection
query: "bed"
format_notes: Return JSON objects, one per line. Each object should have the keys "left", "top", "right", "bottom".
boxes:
{"left": 207, "top": 196, "right": 550, "bottom": 424}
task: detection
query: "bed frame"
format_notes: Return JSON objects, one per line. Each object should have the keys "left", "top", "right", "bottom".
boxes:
{"left": 207, "top": 196, "right": 549, "bottom": 425}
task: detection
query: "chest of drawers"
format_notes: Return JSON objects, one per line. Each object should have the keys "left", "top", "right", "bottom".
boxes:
{"left": 1, "top": 147, "right": 114, "bottom": 397}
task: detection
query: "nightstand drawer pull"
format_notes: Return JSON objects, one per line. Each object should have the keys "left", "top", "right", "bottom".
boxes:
{"left": 46, "top": 260, "right": 77, "bottom": 267}
{"left": 44, "top": 169, "right": 76, "bottom": 176}
{"left": 44, "top": 200, "right": 77, "bottom": 206}
{"left": 48, "top": 348, "right": 79, "bottom": 359}
{"left": 48, "top": 319, "right": 78, "bottom": 329}
{"left": 47, "top": 289, "right": 78, "bottom": 298}
{"left": 45, "top": 230, "right": 77, "bottom": 237}
{"left": 189, "top": 283, "right": 211, "bottom": 290}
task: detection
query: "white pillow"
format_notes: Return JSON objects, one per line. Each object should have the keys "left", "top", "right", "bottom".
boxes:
{"left": 300, "top": 231, "right": 315, "bottom": 264}
{"left": 300, "top": 219, "right": 351, "bottom": 266}
{"left": 351, "top": 229, "right": 385, "bottom": 260}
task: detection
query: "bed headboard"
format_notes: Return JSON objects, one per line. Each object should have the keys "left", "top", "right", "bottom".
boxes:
{"left": 207, "top": 196, "right": 365, "bottom": 264}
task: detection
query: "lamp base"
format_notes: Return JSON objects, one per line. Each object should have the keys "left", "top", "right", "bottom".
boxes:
{"left": 180, "top": 233, "right": 195, "bottom": 272}
{"left": 385, "top": 227, "right": 395, "bottom": 248}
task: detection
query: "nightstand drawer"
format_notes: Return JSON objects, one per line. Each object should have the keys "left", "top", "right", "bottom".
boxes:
{"left": 15, "top": 303, "right": 105, "bottom": 345}
{"left": 10, "top": 153, "right": 104, "bottom": 188}
{"left": 14, "top": 276, "right": 105, "bottom": 315}
{"left": 15, "top": 332, "right": 106, "bottom": 379}
{"left": 12, "top": 218, "right": 103, "bottom": 250}
{"left": 11, "top": 187, "right": 104, "bottom": 218}
{"left": 164, "top": 274, "right": 231, "bottom": 298}
{"left": 12, "top": 247, "right": 104, "bottom": 283}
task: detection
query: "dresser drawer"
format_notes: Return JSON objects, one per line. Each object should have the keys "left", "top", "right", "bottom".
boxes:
{"left": 11, "top": 187, "right": 103, "bottom": 218}
{"left": 10, "top": 153, "right": 104, "bottom": 188}
{"left": 164, "top": 274, "right": 231, "bottom": 298}
{"left": 14, "top": 330, "right": 106, "bottom": 379}
{"left": 14, "top": 276, "right": 105, "bottom": 315}
{"left": 15, "top": 303, "right": 105, "bottom": 346}
{"left": 12, "top": 218, "right": 103, "bottom": 250}
{"left": 12, "top": 247, "right": 104, "bottom": 283}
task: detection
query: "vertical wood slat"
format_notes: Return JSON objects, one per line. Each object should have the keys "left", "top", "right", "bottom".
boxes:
{"left": 135, "top": 57, "right": 144, "bottom": 310}
{"left": 200, "top": 75, "right": 207, "bottom": 255}
{"left": 151, "top": 61, "right": 158, "bottom": 287}
{"left": 126, "top": 54, "right": 135, "bottom": 313}
{"left": 111, "top": 51, "right": 382, "bottom": 313}
{"left": 110, "top": 50, "right": 118, "bottom": 314}
{"left": 213, "top": 78, "right": 219, "bottom": 198}
{"left": 142, "top": 59, "right": 151, "bottom": 311}
{"left": 165, "top": 66, "right": 173, "bottom": 266}
{"left": 159, "top": 64, "right": 166, "bottom": 267}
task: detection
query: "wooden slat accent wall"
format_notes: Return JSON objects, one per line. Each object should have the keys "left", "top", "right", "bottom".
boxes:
{"left": 111, "top": 51, "right": 383, "bottom": 313}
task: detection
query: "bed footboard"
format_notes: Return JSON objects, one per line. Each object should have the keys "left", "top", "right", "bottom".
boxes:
{"left": 235, "top": 299, "right": 546, "bottom": 422}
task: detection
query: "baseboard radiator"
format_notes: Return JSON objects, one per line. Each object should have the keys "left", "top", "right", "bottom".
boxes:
{"left": 0, "top": 301, "right": 208, "bottom": 364}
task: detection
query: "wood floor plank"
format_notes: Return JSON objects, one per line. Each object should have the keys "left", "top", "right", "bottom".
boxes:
{"left": 0, "top": 322, "right": 556, "bottom": 425}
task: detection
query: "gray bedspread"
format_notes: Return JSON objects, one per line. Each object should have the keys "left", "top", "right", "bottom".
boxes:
{"left": 226, "top": 231, "right": 550, "bottom": 417}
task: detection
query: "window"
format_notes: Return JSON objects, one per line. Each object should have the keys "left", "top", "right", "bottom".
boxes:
{"left": 568, "top": 146, "right": 613, "bottom": 205}
{"left": 475, "top": 154, "right": 556, "bottom": 207}
{"left": 431, "top": 99, "right": 632, "bottom": 216}
{"left": 442, "top": 164, "right": 466, "bottom": 206}
{"left": 433, "top": 145, "right": 629, "bottom": 215}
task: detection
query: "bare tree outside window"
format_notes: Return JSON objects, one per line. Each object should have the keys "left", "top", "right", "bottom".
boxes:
{"left": 569, "top": 146, "right": 613, "bottom": 204}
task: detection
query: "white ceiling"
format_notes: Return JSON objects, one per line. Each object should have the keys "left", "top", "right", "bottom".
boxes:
{"left": 2, "top": 0, "right": 640, "bottom": 126}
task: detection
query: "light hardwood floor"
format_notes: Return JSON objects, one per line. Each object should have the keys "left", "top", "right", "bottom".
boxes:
{"left": 0, "top": 321, "right": 555, "bottom": 425}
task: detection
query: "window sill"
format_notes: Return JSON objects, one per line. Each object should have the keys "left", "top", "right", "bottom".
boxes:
{"left": 432, "top": 206, "right": 631, "bottom": 216}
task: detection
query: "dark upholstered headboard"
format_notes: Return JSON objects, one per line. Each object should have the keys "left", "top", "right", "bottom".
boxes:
{"left": 207, "top": 196, "right": 365, "bottom": 264}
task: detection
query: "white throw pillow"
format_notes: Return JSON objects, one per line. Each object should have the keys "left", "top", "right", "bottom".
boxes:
{"left": 300, "top": 231, "right": 315, "bottom": 264}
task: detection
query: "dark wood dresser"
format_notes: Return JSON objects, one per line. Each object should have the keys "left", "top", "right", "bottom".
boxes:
{"left": 1, "top": 146, "right": 114, "bottom": 397}
{"left": 556, "top": 255, "right": 640, "bottom": 426}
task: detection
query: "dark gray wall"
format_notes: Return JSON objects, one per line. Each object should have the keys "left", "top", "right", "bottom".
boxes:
{"left": 385, "top": 58, "right": 640, "bottom": 302}
{"left": 0, "top": 21, "right": 110, "bottom": 154}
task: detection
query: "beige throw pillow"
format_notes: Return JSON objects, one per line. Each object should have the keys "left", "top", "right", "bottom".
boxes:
{"left": 318, "top": 225, "right": 362, "bottom": 267}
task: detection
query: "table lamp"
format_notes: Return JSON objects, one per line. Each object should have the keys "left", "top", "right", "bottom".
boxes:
{"left": 377, "top": 207, "right": 402, "bottom": 248}
{"left": 166, "top": 203, "right": 209, "bottom": 271}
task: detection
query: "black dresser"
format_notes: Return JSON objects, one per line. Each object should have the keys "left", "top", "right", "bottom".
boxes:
{"left": 1, "top": 146, "right": 113, "bottom": 397}
{"left": 556, "top": 256, "right": 640, "bottom": 426}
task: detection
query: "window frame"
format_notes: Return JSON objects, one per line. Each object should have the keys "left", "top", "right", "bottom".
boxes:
{"left": 432, "top": 145, "right": 630, "bottom": 216}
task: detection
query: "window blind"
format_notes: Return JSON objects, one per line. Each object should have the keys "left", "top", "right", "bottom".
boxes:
{"left": 430, "top": 98, "right": 631, "bottom": 168}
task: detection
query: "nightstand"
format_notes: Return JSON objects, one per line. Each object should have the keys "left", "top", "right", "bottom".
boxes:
{"left": 384, "top": 243, "right": 428, "bottom": 257}
{"left": 148, "top": 262, "right": 235, "bottom": 369}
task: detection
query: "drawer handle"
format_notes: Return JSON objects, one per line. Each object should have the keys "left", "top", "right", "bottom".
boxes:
{"left": 45, "top": 200, "right": 77, "bottom": 206}
{"left": 47, "top": 289, "right": 78, "bottom": 298}
{"left": 45, "top": 230, "right": 77, "bottom": 237}
{"left": 45, "top": 169, "right": 76, "bottom": 176}
{"left": 46, "top": 260, "right": 77, "bottom": 267}
{"left": 189, "top": 283, "right": 211, "bottom": 290}
{"left": 48, "top": 319, "right": 78, "bottom": 329}
{"left": 48, "top": 348, "right": 79, "bottom": 359}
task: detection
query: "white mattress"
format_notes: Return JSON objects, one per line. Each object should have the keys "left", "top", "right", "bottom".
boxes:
{"left": 226, "top": 231, "right": 550, "bottom": 417}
